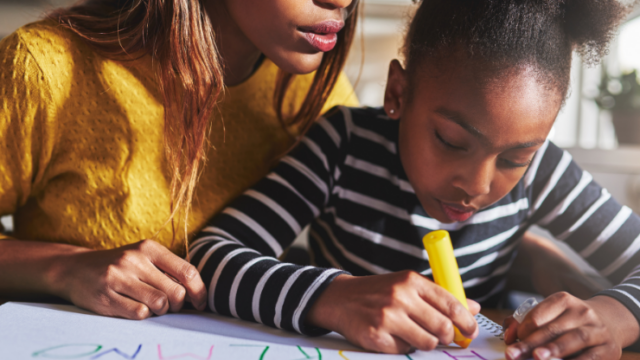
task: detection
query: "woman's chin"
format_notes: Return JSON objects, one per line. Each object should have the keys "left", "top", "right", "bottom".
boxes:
{"left": 270, "top": 51, "right": 324, "bottom": 75}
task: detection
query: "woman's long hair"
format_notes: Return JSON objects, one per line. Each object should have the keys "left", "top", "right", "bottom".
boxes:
{"left": 49, "top": 0, "right": 358, "bottom": 250}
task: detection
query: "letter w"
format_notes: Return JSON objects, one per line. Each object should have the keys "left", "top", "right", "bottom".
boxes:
{"left": 91, "top": 344, "right": 142, "bottom": 359}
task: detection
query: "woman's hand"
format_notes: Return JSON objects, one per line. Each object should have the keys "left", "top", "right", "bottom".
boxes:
{"left": 503, "top": 293, "right": 640, "bottom": 360}
{"left": 52, "top": 240, "right": 207, "bottom": 320}
{"left": 306, "top": 270, "right": 480, "bottom": 354}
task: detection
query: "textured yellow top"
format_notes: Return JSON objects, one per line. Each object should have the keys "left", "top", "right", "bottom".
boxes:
{"left": 0, "top": 21, "right": 358, "bottom": 252}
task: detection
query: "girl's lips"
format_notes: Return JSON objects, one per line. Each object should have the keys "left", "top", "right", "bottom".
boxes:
{"left": 298, "top": 21, "right": 344, "bottom": 52}
{"left": 439, "top": 201, "right": 476, "bottom": 222}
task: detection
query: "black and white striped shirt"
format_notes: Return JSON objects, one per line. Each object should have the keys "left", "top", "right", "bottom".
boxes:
{"left": 189, "top": 106, "right": 640, "bottom": 336}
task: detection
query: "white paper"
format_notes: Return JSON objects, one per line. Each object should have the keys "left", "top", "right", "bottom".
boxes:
{"left": 0, "top": 302, "right": 506, "bottom": 359}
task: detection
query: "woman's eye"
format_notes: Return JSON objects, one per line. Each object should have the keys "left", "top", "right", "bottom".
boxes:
{"left": 435, "top": 131, "right": 465, "bottom": 151}
{"left": 499, "top": 158, "right": 533, "bottom": 168}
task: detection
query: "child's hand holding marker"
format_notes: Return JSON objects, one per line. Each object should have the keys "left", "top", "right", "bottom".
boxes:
{"left": 503, "top": 294, "right": 638, "bottom": 360}
{"left": 307, "top": 230, "right": 479, "bottom": 354}
{"left": 307, "top": 270, "right": 480, "bottom": 354}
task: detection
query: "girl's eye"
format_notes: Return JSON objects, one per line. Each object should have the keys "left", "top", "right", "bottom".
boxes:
{"left": 435, "top": 131, "right": 466, "bottom": 151}
{"left": 499, "top": 158, "right": 533, "bottom": 169}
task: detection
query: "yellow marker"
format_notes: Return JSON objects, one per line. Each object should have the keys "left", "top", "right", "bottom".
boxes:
{"left": 422, "top": 230, "right": 473, "bottom": 349}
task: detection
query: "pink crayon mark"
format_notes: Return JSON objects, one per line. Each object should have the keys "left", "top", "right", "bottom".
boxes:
{"left": 442, "top": 350, "right": 488, "bottom": 360}
{"left": 157, "top": 345, "right": 214, "bottom": 360}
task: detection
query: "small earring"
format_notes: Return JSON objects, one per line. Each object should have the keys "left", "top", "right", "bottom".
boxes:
{"left": 389, "top": 109, "right": 396, "bottom": 114}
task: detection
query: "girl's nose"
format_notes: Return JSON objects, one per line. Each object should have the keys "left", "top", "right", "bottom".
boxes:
{"left": 453, "top": 160, "right": 493, "bottom": 198}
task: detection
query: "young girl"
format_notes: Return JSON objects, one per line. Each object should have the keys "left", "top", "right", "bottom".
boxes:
{"left": 188, "top": 0, "right": 640, "bottom": 358}
{"left": 0, "top": 0, "right": 358, "bottom": 319}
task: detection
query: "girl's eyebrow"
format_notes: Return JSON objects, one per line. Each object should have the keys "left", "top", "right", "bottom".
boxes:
{"left": 434, "top": 108, "right": 545, "bottom": 150}
{"left": 434, "top": 108, "right": 485, "bottom": 139}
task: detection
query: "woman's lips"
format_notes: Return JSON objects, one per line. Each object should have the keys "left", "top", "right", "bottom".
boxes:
{"left": 298, "top": 21, "right": 344, "bottom": 52}
{"left": 439, "top": 201, "right": 476, "bottom": 222}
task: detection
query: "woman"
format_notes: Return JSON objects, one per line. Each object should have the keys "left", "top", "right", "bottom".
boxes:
{"left": 0, "top": 0, "right": 359, "bottom": 319}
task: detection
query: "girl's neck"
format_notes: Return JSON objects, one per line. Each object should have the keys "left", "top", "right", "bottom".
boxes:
{"left": 205, "top": 1, "right": 263, "bottom": 86}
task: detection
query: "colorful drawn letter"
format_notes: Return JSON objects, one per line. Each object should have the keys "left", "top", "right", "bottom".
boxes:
{"left": 32, "top": 344, "right": 103, "bottom": 359}
{"left": 442, "top": 350, "right": 488, "bottom": 360}
{"left": 91, "top": 344, "right": 142, "bottom": 359}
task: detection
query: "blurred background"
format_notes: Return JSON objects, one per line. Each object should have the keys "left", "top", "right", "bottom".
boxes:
{"left": 3, "top": 0, "right": 640, "bottom": 301}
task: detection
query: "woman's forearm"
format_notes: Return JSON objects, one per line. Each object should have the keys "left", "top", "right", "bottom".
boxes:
{"left": 0, "top": 239, "right": 89, "bottom": 297}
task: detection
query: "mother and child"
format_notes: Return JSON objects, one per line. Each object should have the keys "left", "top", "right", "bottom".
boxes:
{"left": 1, "top": 0, "right": 639, "bottom": 359}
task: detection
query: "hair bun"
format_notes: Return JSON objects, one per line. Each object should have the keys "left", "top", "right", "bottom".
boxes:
{"left": 564, "top": 0, "right": 634, "bottom": 64}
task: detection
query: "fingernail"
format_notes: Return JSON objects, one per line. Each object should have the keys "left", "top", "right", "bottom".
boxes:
{"left": 506, "top": 347, "right": 521, "bottom": 360}
{"left": 534, "top": 348, "right": 551, "bottom": 360}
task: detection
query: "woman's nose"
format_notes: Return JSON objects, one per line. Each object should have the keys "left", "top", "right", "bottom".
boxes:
{"left": 316, "top": 0, "right": 354, "bottom": 10}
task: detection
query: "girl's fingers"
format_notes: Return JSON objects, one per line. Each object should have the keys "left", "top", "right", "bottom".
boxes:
{"left": 572, "top": 345, "right": 621, "bottom": 360}
{"left": 138, "top": 261, "right": 187, "bottom": 312}
{"left": 141, "top": 240, "right": 207, "bottom": 310}
{"left": 517, "top": 292, "right": 574, "bottom": 340}
{"left": 102, "top": 289, "right": 153, "bottom": 320}
{"left": 503, "top": 318, "right": 519, "bottom": 345}
{"left": 112, "top": 276, "right": 171, "bottom": 316}
{"left": 395, "top": 313, "right": 441, "bottom": 351}
{"left": 359, "top": 331, "right": 412, "bottom": 354}
{"left": 407, "top": 299, "right": 456, "bottom": 345}
{"left": 507, "top": 309, "right": 593, "bottom": 360}
{"left": 533, "top": 327, "right": 606, "bottom": 360}
{"left": 467, "top": 299, "right": 481, "bottom": 315}
{"left": 417, "top": 283, "right": 478, "bottom": 338}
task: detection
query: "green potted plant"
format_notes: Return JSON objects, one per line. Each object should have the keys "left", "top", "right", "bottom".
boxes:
{"left": 595, "top": 70, "right": 640, "bottom": 145}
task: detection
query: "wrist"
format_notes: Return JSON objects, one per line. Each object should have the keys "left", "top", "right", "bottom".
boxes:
{"left": 588, "top": 295, "right": 640, "bottom": 348}
{"left": 306, "top": 273, "right": 353, "bottom": 332}
{"left": 45, "top": 246, "right": 91, "bottom": 299}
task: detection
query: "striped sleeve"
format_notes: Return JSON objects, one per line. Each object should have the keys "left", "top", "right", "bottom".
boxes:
{"left": 529, "top": 141, "right": 640, "bottom": 324}
{"left": 189, "top": 107, "right": 351, "bottom": 335}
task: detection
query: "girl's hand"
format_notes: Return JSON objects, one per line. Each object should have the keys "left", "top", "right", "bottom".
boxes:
{"left": 503, "top": 293, "right": 640, "bottom": 360}
{"left": 306, "top": 270, "right": 480, "bottom": 354}
{"left": 52, "top": 240, "right": 207, "bottom": 319}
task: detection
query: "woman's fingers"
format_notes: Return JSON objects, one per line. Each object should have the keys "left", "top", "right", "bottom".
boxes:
{"left": 137, "top": 261, "right": 187, "bottom": 312}
{"left": 99, "top": 289, "right": 153, "bottom": 320}
{"left": 112, "top": 275, "right": 172, "bottom": 316}
{"left": 138, "top": 240, "right": 207, "bottom": 310}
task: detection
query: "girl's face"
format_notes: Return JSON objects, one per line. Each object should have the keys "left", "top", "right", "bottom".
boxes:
{"left": 221, "top": 0, "right": 355, "bottom": 74}
{"left": 384, "top": 58, "right": 562, "bottom": 223}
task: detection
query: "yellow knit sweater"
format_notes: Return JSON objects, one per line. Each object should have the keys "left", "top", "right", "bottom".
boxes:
{"left": 0, "top": 21, "right": 358, "bottom": 252}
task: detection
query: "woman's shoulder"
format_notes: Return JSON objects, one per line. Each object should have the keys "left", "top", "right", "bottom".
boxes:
{"left": 1, "top": 20, "right": 105, "bottom": 88}
{"left": 3, "top": 20, "right": 90, "bottom": 61}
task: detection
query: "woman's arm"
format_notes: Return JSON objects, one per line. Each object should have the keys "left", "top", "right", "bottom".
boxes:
{"left": 0, "top": 238, "right": 207, "bottom": 319}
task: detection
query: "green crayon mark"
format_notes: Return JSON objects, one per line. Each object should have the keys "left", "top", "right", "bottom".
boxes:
{"left": 259, "top": 346, "right": 269, "bottom": 360}
{"left": 315, "top": 348, "right": 322, "bottom": 360}
{"left": 33, "top": 344, "right": 103, "bottom": 359}
{"left": 296, "top": 346, "right": 311, "bottom": 359}
{"left": 406, "top": 355, "right": 414, "bottom": 360}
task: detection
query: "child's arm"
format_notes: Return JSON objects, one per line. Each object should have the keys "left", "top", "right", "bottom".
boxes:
{"left": 189, "top": 107, "right": 351, "bottom": 335}
{"left": 504, "top": 141, "right": 640, "bottom": 359}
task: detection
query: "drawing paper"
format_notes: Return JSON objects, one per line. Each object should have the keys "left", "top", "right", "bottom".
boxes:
{"left": 0, "top": 302, "right": 506, "bottom": 359}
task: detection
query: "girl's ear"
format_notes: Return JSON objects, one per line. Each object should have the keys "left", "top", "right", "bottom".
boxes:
{"left": 383, "top": 59, "right": 407, "bottom": 120}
